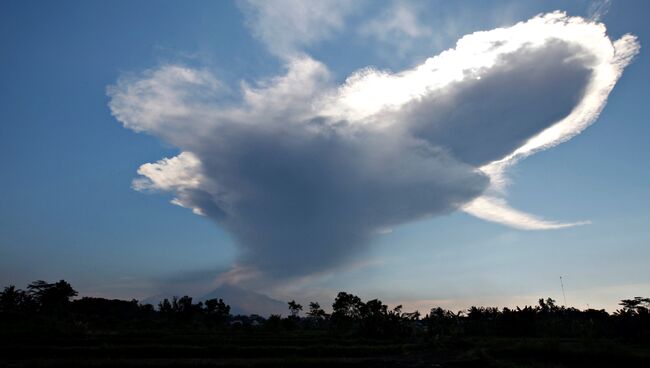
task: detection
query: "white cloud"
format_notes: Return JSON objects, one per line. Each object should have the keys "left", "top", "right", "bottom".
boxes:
{"left": 320, "top": 12, "right": 639, "bottom": 229}
{"left": 131, "top": 152, "right": 208, "bottom": 216}
{"left": 238, "top": 0, "right": 360, "bottom": 57}
{"left": 108, "top": 12, "right": 638, "bottom": 278}
{"left": 463, "top": 196, "right": 591, "bottom": 230}
{"left": 359, "top": 1, "right": 432, "bottom": 57}
{"left": 107, "top": 66, "right": 222, "bottom": 144}
{"left": 359, "top": 1, "right": 433, "bottom": 44}
{"left": 463, "top": 31, "right": 639, "bottom": 228}
{"left": 133, "top": 152, "right": 203, "bottom": 193}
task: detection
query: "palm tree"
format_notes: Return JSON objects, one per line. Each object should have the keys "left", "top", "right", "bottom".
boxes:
{"left": 287, "top": 300, "right": 303, "bottom": 318}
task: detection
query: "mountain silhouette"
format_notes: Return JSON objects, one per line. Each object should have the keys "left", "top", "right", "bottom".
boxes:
{"left": 200, "top": 284, "right": 286, "bottom": 316}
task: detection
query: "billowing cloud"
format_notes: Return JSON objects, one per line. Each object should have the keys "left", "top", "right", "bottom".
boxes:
{"left": 108, "top": 12, "right": 638, "bottom": 279}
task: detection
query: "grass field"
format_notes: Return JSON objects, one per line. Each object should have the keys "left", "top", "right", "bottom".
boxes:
{"left": 2, "top": 331, "right": 649, "bottom": 367}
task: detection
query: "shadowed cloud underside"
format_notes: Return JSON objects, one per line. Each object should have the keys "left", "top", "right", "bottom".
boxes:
{"left": 108, "top": 12, "right": 638, "bottom": 279}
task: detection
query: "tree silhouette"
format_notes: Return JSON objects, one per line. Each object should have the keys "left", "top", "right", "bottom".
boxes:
{"left": 2, "top": 279, "right": 649, "bottom": 343}
{"left": 173, "top": 295, "right": 194, "bottom": 314}
{"left": 158, "top": 298, "right": 173, "bottom": 315}
{"left": 27, "top": 280, "right": 77, "bottom": 313}
{"left": 287, "top": 300, "right": 302, "bottom": 318}
{"left": 307, "top": 302, "right": 327, "bottom": 319}
{"left": 538, "top": 297, "right": 559, "bottom": 314}
{"left": 332, "top": 292, "right": 363, "bottom": 320}
{"left": 0, "top": 285, "right": 32, "bottom": 313}
{"left": 205, "top": 298, "right": 230, "bottom": 316}
{"left": 618, "top": 297, "right": 650, "bottom": 315}
{"left": 205, "top": 297, "right": 230, "bottom": 324}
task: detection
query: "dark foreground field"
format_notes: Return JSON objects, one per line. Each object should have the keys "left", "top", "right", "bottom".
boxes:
{"left": 1, "top": 282, "right": 649, "bottom": 367}
{"left": 2, "top": 331, "right": 650, "bottom": 368}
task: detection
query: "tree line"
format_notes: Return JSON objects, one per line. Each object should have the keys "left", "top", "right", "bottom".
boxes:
{"left": 1, "top": 280, "right": 648, "bottom": 340}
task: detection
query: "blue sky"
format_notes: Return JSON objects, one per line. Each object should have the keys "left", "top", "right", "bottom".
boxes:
{"left": 1, "top": 0, "right": 648, "bottom": 312}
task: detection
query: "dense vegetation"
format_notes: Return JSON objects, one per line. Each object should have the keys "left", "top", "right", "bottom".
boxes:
{"left": 1, "top": 280, "right": 649, "bottom": 367}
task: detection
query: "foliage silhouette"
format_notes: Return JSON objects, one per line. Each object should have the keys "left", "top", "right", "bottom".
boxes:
{"left": 1, "top": 280, "right": 649, "bottom": 341}
{"left": 287, "top": 300, "right": 303, "bottom": 318}
{"left": 27, "top": 280, "right": 77, "bottom": 314}
{"left": 2, "top": 280, "right": 650, "bottom": 366}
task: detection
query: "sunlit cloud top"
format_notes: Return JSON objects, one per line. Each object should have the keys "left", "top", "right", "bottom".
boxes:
{"left": 108, "top": 11, "right": 638, "bottom": 279}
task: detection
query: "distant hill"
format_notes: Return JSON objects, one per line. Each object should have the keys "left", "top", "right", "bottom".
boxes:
{"left": 200, "top": 284, "right": 286, "bottom": 316}
{"left": 141, "top": 284, "right": 287, "bottom": 317}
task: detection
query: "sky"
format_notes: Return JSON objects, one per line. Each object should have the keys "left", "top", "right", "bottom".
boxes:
{"left": 1, "top": 0, "right": 649, "bottom": 313}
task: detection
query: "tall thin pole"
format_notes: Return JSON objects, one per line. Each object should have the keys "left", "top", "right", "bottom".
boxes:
{"left": 560, "top": 276, "right": 567, "bottom": 306}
